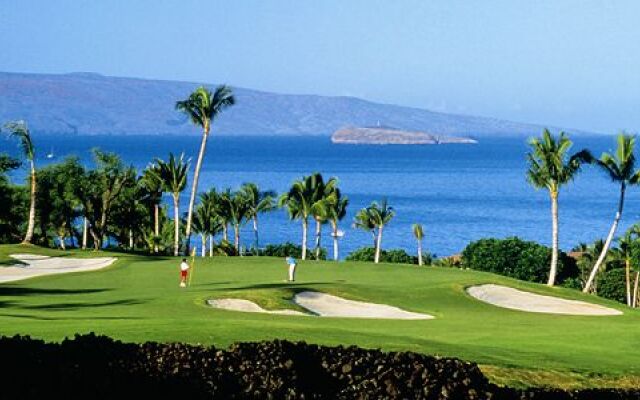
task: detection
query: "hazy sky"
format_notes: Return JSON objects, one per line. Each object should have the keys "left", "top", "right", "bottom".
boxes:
{"left": 1, "top": 0, "right": 639, "bottom": 133}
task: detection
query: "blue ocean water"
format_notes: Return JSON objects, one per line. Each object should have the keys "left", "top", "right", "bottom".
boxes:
{"left": 4, "top": 135, "right": 640, "bottom": 257}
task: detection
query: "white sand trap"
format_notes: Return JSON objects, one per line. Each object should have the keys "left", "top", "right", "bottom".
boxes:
{"left": 0, "top": 254, "right": 117, "bottom": 283}
{"left": 207, "top": 299, "right": 307, "bottom": 316}
{"left": 293, "top": 291, "right": 433, "bottom": 320}
{"left": 467, "top": 284, "right": 622, "bottom": 316}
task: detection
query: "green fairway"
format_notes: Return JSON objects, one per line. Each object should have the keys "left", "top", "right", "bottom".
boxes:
{"left": 0, "top": 244, "right": 639, "bottom": 389}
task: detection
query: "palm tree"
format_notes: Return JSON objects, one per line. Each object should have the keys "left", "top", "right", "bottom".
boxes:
{"left": 279, "top": 174, "right": 318, "bottom": 260}
{"left": 4, "top": 121, "right": 36, "bottom": 243}
{"left": 220, "top": 190, "right": 250, "bottom": 253}
{"left": 155, "top": 153, "right": 189, "bottom": 256}
{"left": 240, "top": 183, "right": 276, "bottom": 249}
{"left": 611, "top": 224, "right": 640, "bottom": 306}
{"left": 309, "top": 174, "right": 338, "bottom": 260}
{"left": 526, "top": 129, "right": 587, "bottom": 286}
{"left": 192, "top": 205, "right": 211, "bottom": 257}
{"left": 368, "top": 199, "right": 395, "bottom": 263}
{"left": 198, "top": 190, "right": 220, "bottom": 256}
{"left": 583, "top": 134, "right": 640, "bottom": 293}
{"left": 215, "top": 188, "right": 235, "bottom": 245}
{"left": 413, "top": 223, "right": 425, "bottom": 266}
{"left": 353, "top": 207, "right": 377, "bottom": 248}
{"left": 176, "top": 86, "right": 235, "bottom": 256}
{"left": 613, "top": 233, "right": 633, "bottom": 306}
{"left": 326, "top": 188, "right": 348, "bottom": 261}
{"left": 141, "top": 164, "right": 163, "bottom": 253}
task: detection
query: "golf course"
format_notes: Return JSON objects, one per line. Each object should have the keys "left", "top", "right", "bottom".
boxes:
{"left": 1, "top": 244, "right": 639, "bottom": 390}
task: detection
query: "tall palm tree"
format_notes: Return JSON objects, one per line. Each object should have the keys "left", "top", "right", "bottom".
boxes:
{"left": 141, "top": 164, "right": 163, "bottom": 253}
{"left": 326, "top": 188, "right": 348, "bottom": 261}
{"left": 155, "top": 153, "right": 189, "bottom": 256}
{"left": 367, "top": 199, "right": 395, "bottom": 264}
{"left": 413, "top": 223, "right": 425, "bottom": 266}
{"left": 309, "top": 174, "right": 338, "bottom": 260}
{"left": 583, "top": 134, "right": 640, "bottom": 293}
{"left": 240, "top": 183, "right": 276, "bottom": 249}
{"left": 176, "top": 86, "right": 235, "bottom": 255}
{"left": 526, "top": 129, "right": 587, "bottom": 286}
{"left": 279, "top": 174, "right": 318, "bottom": 260}
{"left": 198, "top": 190, "right": 222, "bottom": 257}
{"left": 4, "top": 121, "right": 36, "bottom": 243}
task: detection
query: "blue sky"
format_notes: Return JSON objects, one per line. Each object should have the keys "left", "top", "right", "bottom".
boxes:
{"left": 1, "top": 0, "right": 639, "bottom": 133}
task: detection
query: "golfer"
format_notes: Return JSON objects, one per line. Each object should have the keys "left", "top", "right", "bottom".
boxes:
{"left": 286, "top": 255, "right": 297, "bottom": 282}
{"left": 179, "top": 258, "right": 190, "bottom": 287}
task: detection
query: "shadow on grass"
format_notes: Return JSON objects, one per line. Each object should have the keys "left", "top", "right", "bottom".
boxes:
{"left": 0, "top": 287, "right": 112, "bottom": 297}
{"left": 225, "top": 282, "right": 333, "bottom": 291}
{"left": 18, "top": 298, "right": 144, "bottom": 311}
{"left": 193, "top": 282, "right": 234, "bottom": 287}
{"left": 0, "top": 313, "right": 143, "bottom": 321}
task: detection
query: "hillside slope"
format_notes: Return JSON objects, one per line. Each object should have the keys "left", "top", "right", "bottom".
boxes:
{"left": 0, "top": 71, "right": 583, "bottom": 137}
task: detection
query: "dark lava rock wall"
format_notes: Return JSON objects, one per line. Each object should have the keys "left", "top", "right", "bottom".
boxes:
{"left": 0, "top": 333, "right": 638, "bottom": 399}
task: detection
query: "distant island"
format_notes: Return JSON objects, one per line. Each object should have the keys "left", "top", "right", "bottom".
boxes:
{"left": 331, "top": 126, "right": 478, "bottom": 145}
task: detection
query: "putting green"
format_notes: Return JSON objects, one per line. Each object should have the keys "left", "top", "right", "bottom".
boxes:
{"left": 0, "top": 244, "right": 638, "bottom": 389}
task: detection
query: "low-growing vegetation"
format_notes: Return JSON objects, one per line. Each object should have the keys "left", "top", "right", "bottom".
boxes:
{"left": 461, "top": 237, "right": 577, "bottom": 285}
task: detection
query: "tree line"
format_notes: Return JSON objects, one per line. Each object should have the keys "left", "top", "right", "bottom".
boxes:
{"left": 527, "top": 130, "right": 640, "bottom": 307}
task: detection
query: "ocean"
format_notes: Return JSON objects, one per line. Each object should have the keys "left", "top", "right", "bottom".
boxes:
{"left": 3, "top": 134, "right": 639, "bottom": 257}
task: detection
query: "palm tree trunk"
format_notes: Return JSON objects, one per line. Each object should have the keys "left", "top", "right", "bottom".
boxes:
{"left": 626, "top": 259, "right": 632, "bottom": 306}
{"left": 59, "top": 235, "right": 66, "bottom": 250}
{"left": 222, "top": 224, "right": 228, "bottom": 242}
{"left": 548, "top": 190, "right": 559, "bottom": 286}
{"left": 374, "top": 225, "right": 384, "bottom": 264}
{"left": 129, "top": 229, "right": 134, "bottom": 249}
{"left": 331, "top": 221, "right": 339, "bottom": 261}
{"left": 201, "top": 234, "right": 206, "bottom": 257}
{"left": 82, "top": 217, "right": 88, "bottom": 250}
{"left": 184, "top": 124, "right": 210, "bottom": 256}
{"left": 315, "top": 219, "right": 322, "bottom": 260}
{"left": 209, "top": 234, "right": 213, "bottom": 257}
{"left": 253, "top": 216, "right": 259, "bottom": 249}
{"left": 90, "top": 228, "right": 101, "bottom": 251}
{"left": 417, "top": 239, "right": 423, "bottom": 266}
{"left": 23, "top": 162, "right": 36, "bottom": 243}
{"left": 154, "top": 204, "right": 159, "bottom": 253}
{"left": 173, "top": 195, "right": 180, "bottom": 257}
{"left": 584, "top": 183, "right": 626, "bottom": 293}
{"left": 233, "top": 223, "right": 240, "bottom": 252}
{"left": 301, "top": 218, "right": 308, "bottom": 260}
{"left": 633, "top": 271, "right": 639, "bottom": 308}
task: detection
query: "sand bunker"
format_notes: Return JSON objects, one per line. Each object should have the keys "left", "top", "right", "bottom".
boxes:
{"left": 208, "top": 291, "right": 433, "bottom": 320}
{"left": 467, "top": 284, "right": 622, "bottom": 316}
{"left": 293, "top": 291, "right": 433, "bottom": 320}
{"left": 0, "top": 254, "right": 117, "bottom": 283}
{"left": 206, "top": 299, "right": 307, "bottom": 316}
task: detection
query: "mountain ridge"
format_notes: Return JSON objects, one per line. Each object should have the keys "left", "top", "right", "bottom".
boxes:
{"left": 0, "top": 71, "right": 596, "bottom": 137}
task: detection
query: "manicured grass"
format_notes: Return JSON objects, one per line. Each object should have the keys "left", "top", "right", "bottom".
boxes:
{"left": 0, "top": 244, "right": 639, "bottom": 389}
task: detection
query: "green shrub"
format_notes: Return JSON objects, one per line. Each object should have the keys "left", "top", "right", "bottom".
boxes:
{"left": 262, "top": 242, "right": 326, "bottom": 260}
{"left": 345, "top": 247, "right": 430, "bottom": 265}
{"left": 211, "top": 239, "right": 237, "bottom": 256}
{"left": 597, "top": 268, "right": 626, "bottom": 303}
{"left": 560, "top": 276, "right": 583, "bottom": 291}
{"left": 461, "top": 237, "right": 578, "bottom": 284}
